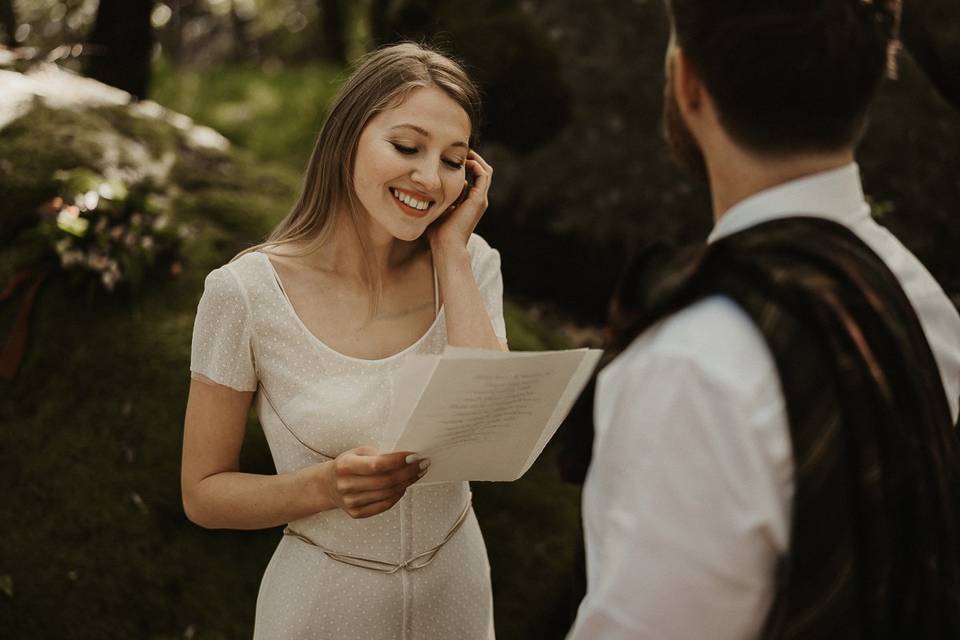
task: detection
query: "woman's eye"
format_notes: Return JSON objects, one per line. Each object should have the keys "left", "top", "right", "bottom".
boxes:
{"left": 444, "top": 159, "right": 465, "bottom": 170}
{"left": 391, "top": 142, "right": 416, "bottom": 155}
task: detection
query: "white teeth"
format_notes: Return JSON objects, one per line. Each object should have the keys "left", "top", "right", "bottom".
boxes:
{"left": 392, "top": 188, "right": 430, "bottom": 211}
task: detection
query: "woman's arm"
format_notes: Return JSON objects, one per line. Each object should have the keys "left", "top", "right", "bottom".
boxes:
{"left": 432, "top": 241, "right": 507, "bottom": 351}
{"left": 181, "top": 378, "right": 426, "bottom": 529}
{"left": 430, "top": 150, "right": 508, "bottom": 352}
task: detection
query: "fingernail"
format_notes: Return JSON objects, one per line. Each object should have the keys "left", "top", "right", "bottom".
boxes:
{"left": 405, "top": 454, "right": 421, "bottom": 464}
{"left": 419, "top": 459, "right": 431, "bottom": 471}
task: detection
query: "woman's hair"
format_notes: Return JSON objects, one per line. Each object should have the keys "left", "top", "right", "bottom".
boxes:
{"left": 667, "top": 0, "right": 903, "bottom": 155}
{"left": 233, "top": 42, "right": 481, "bottom": 305}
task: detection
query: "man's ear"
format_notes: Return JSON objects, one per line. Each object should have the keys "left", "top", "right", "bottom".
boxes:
{"left": 673, "top": 46, "right": 704, "bottom": 116}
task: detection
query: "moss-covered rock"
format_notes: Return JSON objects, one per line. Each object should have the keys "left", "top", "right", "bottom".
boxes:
{"left": 0, "top": 58, "right": 300, "bottom": 639}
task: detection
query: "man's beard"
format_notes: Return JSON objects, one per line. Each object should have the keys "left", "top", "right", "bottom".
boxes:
{"left": 662, "top": 66, "right": 709, "bottom": 182}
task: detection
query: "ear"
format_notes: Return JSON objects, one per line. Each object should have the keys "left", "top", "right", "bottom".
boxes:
{"left": 672, "top": 46, "right": 704, "bottom": 117}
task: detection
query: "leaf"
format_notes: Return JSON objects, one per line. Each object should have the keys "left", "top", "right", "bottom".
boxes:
{"left": 0, "top": 574, "right": 13, "bottom": 598}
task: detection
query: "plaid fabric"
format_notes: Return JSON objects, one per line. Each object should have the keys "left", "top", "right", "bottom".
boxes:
{"left": 609, "top": 216, "right": 960, "bottom": 639}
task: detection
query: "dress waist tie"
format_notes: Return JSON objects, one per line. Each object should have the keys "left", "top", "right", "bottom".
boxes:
{"left": 283, "top": 494, "right": 472, "bottom": 574}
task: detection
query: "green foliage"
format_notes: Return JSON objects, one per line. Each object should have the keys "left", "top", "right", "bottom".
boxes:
{"left": 150, "top": 59, "right": 346, "bottom": 169}
{"left": 503, "top": 301, "right": 570, "bottom": 352}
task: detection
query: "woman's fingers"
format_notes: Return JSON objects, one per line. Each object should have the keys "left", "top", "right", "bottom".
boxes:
{"left": 337, "top": 460, "right": 426, "bottom": 493}
{"left": 326, "top": 447, "right": 430, "bottom": 517}
{"left": 342, "top": 470, "right": 425, "bottom": 517}
{"left": 343, "top": 484, "right": 405, "bottom": 509}
{"left": 469, "top": 149, "right": 493, "bottom": 175}
{"left": 347, "top": 494, "right": 404, "bottom": 519}
{"left": 467, "top": 157, "right": 491, "bottom": 191}
{"left": 340, "top": 449, "right": 411, "bottom": 476}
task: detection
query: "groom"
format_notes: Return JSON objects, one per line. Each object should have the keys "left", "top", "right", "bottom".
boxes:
{"left": 568, "top": 1, "right": 960, "bottom": 638}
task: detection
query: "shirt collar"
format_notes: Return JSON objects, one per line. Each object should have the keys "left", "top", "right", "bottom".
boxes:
{"left": 707, "top": 162, "right": 872, "bottom": 243}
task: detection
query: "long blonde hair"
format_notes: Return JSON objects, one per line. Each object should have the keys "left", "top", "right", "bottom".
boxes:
{"left": 233, "top": 42, "right": 481, "bottom": 310}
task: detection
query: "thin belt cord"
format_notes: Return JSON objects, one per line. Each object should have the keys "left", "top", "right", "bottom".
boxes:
{"left": 257, "top": 382, "right": 336, "bottom": 460}
{"left": 284, "top": 494, "right": 473, "bottom": 574}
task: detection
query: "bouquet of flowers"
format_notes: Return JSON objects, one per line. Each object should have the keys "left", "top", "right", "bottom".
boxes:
{"left": 1, "top": 169, "right": 193, "bottom": 379}
{"left": 32, "top": 168, "right": 191, "bottom": 293}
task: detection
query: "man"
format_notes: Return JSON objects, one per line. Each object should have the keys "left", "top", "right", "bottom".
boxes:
{"left": 568, "top": 1, "right": 960, "bottom": 638}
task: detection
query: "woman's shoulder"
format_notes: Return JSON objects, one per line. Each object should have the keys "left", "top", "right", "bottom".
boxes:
{"left": 202, "top": 251, "right": 265, "bottom": 300}
{"left": 467, "top": 232, "right": 500, "bottom": 264}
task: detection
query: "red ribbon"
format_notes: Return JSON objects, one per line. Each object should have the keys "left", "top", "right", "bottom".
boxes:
{"left": 0, "top": 268, "right": 51, "bottom": 380}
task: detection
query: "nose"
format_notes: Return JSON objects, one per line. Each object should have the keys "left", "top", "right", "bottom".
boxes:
{"left": 410, "top": 157, "right": 442, "bottom": 193}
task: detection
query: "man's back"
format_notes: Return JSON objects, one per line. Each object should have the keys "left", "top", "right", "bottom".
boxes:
{"left": 570, "top": 164, "right": 960, "bottom": 639}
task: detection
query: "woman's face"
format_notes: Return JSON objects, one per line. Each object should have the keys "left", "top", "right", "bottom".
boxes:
{"left": 352, "top": 85, "right": 471, "bottom": 243}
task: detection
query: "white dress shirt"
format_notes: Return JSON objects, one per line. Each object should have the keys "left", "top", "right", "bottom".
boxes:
{"left": 567, "top": 163, "right": 960, "bottom": 639}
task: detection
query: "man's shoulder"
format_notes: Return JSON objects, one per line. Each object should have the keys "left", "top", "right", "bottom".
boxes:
{"left": 612, "top": 294, "right": 778, "bottom": 394}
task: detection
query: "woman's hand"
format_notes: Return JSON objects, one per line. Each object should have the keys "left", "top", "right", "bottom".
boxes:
{"left": 428, "top": 150, "right": 493, "bottom": 251}
{"left": 316, "top": 447, "right": 428, "bottom": 519}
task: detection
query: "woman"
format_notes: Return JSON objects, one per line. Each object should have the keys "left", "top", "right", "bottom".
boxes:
{"left": 181, "top": 43, "right": 507, "bottom": 639}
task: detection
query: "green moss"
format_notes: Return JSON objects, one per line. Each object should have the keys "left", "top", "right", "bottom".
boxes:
{"left": 95, "top": 105, "right": 181, "bottom": 157}
{"left": 0, "top": 106, "right": 93, "bottom": 240}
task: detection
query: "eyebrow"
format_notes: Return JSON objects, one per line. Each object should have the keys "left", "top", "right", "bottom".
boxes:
{"left": 389, "top": 124, "right": 469, "bottom": 149}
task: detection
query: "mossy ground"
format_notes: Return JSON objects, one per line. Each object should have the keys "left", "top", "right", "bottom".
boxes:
{"left": 1, "top": 63, "right": 583, "bottom": 639}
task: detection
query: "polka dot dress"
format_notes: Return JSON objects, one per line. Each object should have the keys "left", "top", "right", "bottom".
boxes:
{"left": 189, "top": 234, "right": 505, "bottom": 639}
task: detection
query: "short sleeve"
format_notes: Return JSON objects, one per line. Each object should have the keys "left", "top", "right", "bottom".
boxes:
{"left": 189, "top": 266, "right": 258, "bottom": 392}
{"left": 469, "top": 233, "right": 507, "bottom": 341}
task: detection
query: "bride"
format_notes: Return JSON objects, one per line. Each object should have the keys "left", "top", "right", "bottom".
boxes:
{"left": 181, "top": 42, "right": 507, "bottom": 639}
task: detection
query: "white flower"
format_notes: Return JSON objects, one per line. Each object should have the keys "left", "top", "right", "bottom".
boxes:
{"left": 57, "top": 210, "right": 89, "bottom": 237}
{"left": 101, "top": 270, "right": 119, "bottom": 290}
{"left": 60, "top": 250, "right": 84, "bottom": 267}
{"left": 82, "top": 191, "right": 99, "bottom": 211}
{"left": 86, "top": 252, "right": 109, "bottom": 271}
{"left": 140, "top": 236, "right": 154, "bottom": 250}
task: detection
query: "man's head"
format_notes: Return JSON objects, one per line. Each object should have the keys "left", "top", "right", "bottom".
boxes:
{"left": 663, "top": 0, "right": 903, "bottom": 175}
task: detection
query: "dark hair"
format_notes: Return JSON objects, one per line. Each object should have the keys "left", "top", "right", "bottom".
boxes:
{"left": 667, "top": 0, "right": 902, "bottom": 154}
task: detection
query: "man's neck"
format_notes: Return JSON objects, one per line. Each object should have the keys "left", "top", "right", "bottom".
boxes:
{"left": 706, "top": 147, "right": 855, "bottom": 223}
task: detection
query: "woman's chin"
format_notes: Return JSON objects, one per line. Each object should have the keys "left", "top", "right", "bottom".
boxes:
{"left": 390, "top": 223, "right": 428, "bottom": 243}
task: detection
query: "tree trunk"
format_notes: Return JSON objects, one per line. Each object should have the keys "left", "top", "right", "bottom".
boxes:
{"left": 231, "top": 2, "right": 257, "bottom": 62}
{"left": 318, "top": 0, "right": 347, "bottom": 65}
{"left": 0, "top": 0, "right": 16, "bottom": 46}
{"left": 84, "top": 0, "right": 154, "bottom": 100}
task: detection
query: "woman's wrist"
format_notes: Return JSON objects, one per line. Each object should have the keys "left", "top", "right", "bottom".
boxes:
{"left": 430, "top": 238, "right": 470, "bottom": 271}
{"left": 296, "top": 462, "right": 337, "bottom": 513}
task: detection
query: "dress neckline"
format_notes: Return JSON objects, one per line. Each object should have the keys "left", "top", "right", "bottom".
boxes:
{"left": 254, "top": 251, "right": 445, "bottom": 364}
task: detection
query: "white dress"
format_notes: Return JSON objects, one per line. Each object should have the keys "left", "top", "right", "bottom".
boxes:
{"left": 189, "top": 234, "right": 506, "bottom": 640}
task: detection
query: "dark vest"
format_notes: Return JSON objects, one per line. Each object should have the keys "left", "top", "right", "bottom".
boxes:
{"left": 607, "top": 217, "right": 960, "bottom": 638}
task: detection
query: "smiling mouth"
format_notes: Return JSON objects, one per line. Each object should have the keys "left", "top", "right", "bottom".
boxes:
{"left": 390, "top": 187, "right": 435, "bottom": 217}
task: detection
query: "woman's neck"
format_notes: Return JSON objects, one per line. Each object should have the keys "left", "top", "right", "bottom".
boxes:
{"left": 298, "top": 212, "right": 426, "bottom": 282}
